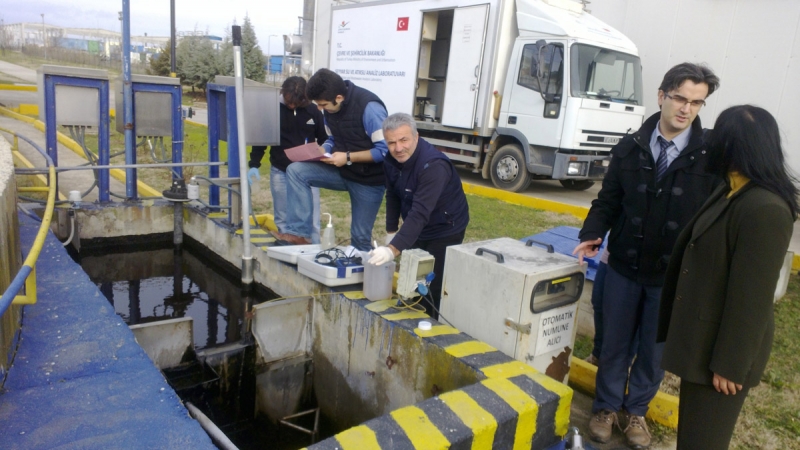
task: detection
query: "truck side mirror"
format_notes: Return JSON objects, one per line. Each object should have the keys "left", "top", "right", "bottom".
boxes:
{"left": 536, "top": 41, "right": 564, "bottom": 113}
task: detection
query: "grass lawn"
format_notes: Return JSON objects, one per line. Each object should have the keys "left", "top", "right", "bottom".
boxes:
{"left": 731, "top": 276, "right": 800, "bottom": 449}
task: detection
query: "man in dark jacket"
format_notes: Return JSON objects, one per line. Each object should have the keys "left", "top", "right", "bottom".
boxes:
{"left": 248, "top": 76, "right": 328, "bottom": 243}
{"left": 271, "top": 69, "right": 388, "bottom": 251}
{"left": 368, "top": 113, "right": 469, "bottom": 319}
{"left": 572, "top": 63, "right": 721, "bottom": 448}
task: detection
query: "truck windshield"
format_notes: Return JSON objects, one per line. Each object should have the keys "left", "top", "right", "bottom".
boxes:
{"left": 570, "top": 44, "right": 643, "bottom": 105}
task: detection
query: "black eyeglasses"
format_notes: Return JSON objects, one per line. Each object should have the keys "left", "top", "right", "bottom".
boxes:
{"left": 664, "top": 93, "right": 706, "bottom": 108}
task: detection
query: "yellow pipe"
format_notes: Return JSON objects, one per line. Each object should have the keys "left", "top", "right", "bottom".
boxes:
{"left": 0, "top": 84, "right": 36, "bottom": 92}
{"left": 11, "top": 150, "right": 66, "bottom": 200}
{"left": 13, "top": 266, "right": 38, "bottom": 305}
{"left": 18, "top": 186, "right": 50, "bottom": 192}
{"left": 12, "top": 165, "right": 57, "bottom": 306}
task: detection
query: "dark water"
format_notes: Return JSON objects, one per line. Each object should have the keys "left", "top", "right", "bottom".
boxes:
{"left": 76, "top": 238, "right": 276, "bottom": 349}
{"left": 70, "top": 237, "right": 329, "bottom": 449}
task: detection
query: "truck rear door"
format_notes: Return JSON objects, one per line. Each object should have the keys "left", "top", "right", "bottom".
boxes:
{"left": 441, "top": 4, "right": 489, "bottom": 129}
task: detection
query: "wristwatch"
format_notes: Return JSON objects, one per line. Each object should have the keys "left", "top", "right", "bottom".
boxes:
{"left": 346, "top": 151, "right": 352, "bottom": 166}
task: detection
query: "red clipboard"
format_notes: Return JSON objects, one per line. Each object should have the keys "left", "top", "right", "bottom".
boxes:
{"left": 285, "top": 142, "right": 331, "bottom": 162}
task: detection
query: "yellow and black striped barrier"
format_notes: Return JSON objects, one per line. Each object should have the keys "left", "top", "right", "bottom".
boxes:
{"left": 304, "top": 293, "right": 572, "bottom": 450}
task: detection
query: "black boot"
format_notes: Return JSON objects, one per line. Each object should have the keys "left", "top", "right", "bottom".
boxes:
{"left": 163, "top": 179, "right": 188, "bottom": 200}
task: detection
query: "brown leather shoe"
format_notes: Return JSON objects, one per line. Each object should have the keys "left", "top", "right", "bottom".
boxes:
{"left": 270, "top": 231, "right": 311, "bottom": 245}
{"left": 588, "top": 409, "right": 618, "bottom": 443}
{"left": 623, "top": 413, "right": 651, "bottom": 449}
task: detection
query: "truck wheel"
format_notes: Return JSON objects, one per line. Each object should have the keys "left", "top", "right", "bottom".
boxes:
{"left": 559, "top": 179, "right": 595, "bottom": 191}
{"left": 490, "top": 144, "right": 531, "bottom": 192}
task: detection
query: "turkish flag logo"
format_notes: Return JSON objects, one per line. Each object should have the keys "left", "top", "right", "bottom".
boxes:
{"left": 397, "top": 17, "right": 409, "bottom": 31}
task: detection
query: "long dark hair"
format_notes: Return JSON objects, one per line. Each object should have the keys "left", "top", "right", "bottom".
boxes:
{"left": 706, "top": 104, "right": 799, "bottom": 218}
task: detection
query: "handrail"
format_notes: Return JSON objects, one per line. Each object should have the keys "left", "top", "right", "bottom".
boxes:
{"left": 0, "top": 127, "right": 57, "bottom": 317}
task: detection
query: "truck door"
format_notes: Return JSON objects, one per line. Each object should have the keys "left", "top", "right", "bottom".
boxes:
{"left": 441, "top": 4, "right": 489, "bottom": 129}
{"left": 505, "top": 41, "right": 565, "bottom": 150}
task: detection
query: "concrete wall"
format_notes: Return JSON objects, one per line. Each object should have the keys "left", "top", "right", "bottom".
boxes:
{"left": 311, "top": 294, "right": 482, "bottom": 432}
{"left": 0, "top": 135, "right": 22, "bottom": 381}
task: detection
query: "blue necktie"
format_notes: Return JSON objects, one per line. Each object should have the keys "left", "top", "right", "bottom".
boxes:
{"left": 656, "top": 137, "right": 671, "bottom": 181}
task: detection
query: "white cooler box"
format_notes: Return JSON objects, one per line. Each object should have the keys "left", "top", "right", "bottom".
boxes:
{"left": 440, "top": 237, "right": 585, "bottom": 383}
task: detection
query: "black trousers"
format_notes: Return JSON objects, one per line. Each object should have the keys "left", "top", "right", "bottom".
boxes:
{"left": 677, "top": 379, "right": 750, "bottom": 449}
{"left": 412, "top": 230, "right": 465, "bottom": 320}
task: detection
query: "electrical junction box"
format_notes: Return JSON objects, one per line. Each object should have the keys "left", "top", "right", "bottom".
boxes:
{"left": 212, "top": 76, "right": 280, "bottom": 146}
{"left": 114, "top": 74, "right": 181, "bottom": 137}
{"left": 440, "top": 237, "right": 584, "bottom": 383}
{"left": 37, "top": 65, "right": 108, "bottom": 127}
{"left": 396, "top": 249, "right": 435, "bottom": 298}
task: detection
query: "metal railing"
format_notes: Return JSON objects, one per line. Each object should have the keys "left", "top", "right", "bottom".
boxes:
{"left": 0, "top": 128, "right": 56, "bottom": 318}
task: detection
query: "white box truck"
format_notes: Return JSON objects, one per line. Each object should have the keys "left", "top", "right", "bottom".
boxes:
{"left": 326, "top": 0, "right": 645, "bottom": 191}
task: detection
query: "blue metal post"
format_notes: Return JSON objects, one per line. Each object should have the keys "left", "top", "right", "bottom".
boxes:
{"left": 171, "top": 84, "right": 183, "bottom": 180}
{"left": 207, "top": 87, "right": 221, "bottom": 207}
{"left": 122, "top": 0, "right": 136, "bottom": 199}
{"left": 43, "top": 76, "right": 58, "bottom": 169}
{"left": 225, "top": 84, "right": 240, "bottom": 225}
{"left": 97, "top": 78, "right": 110, "bottom": 202}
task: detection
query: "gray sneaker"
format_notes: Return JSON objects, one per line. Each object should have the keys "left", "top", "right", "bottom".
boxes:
{"left": 588, "top": 409, "right": 618, "bottom": 443}
{"left": 623, "top": 413, "right": 651, "bottom": 449}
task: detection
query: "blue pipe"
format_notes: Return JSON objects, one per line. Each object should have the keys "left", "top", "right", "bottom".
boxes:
{"left": 0, "top": 265, "right": 32, "bottom": 318}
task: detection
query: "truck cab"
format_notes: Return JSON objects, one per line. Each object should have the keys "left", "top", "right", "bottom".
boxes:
{"left": 492, "top": 1, "right": 646, "bottom": 191}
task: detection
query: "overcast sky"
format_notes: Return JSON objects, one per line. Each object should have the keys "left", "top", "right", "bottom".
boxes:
{"left": 1, "top": 0, "right": 304, "bottom": 55}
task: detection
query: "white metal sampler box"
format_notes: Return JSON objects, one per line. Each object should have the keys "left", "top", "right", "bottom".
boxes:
{"left": 440, "top": 237, "right": 585, "bottom": 383}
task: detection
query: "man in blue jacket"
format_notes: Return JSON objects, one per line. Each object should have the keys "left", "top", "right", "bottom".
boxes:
{"left": 271, "top": 69, "right": 388, "bottom": 251}
{"left": 368, "top": 113, "right": 469, "bottom": 319}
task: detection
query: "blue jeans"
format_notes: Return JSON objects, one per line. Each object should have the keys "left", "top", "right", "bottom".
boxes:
{"left": 284, "top": 162, "right": 385, "bottom": 251}
{"left": 270, "top": 166, "right": 321, "bottom": 244}
{"left": 593, "top": 265, "right": 665, "bottom": 416}
{"left": 590, "top": 262, "right": 608, "bottom": 360}
{"left": 591, "top": 261, "right": 640, "bottom": 362}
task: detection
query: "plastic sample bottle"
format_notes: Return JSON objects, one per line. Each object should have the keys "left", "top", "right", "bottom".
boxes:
{"left": 321, "top": 213, "right": 336, "bottom": 250}
{"left": 363, "top": 258, "right": 395, "bottom": 301}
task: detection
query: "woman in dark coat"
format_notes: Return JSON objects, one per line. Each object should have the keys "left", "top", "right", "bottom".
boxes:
{"left": 657, "top": 105, "right": 798, "bottom": 448}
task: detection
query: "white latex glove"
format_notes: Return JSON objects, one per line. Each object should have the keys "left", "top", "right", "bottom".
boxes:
{"left": 368, "top": 246, "right": 394, "bottom": 265}
{"left": 384, "top": 232, "right": 397, "bottom": 246}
